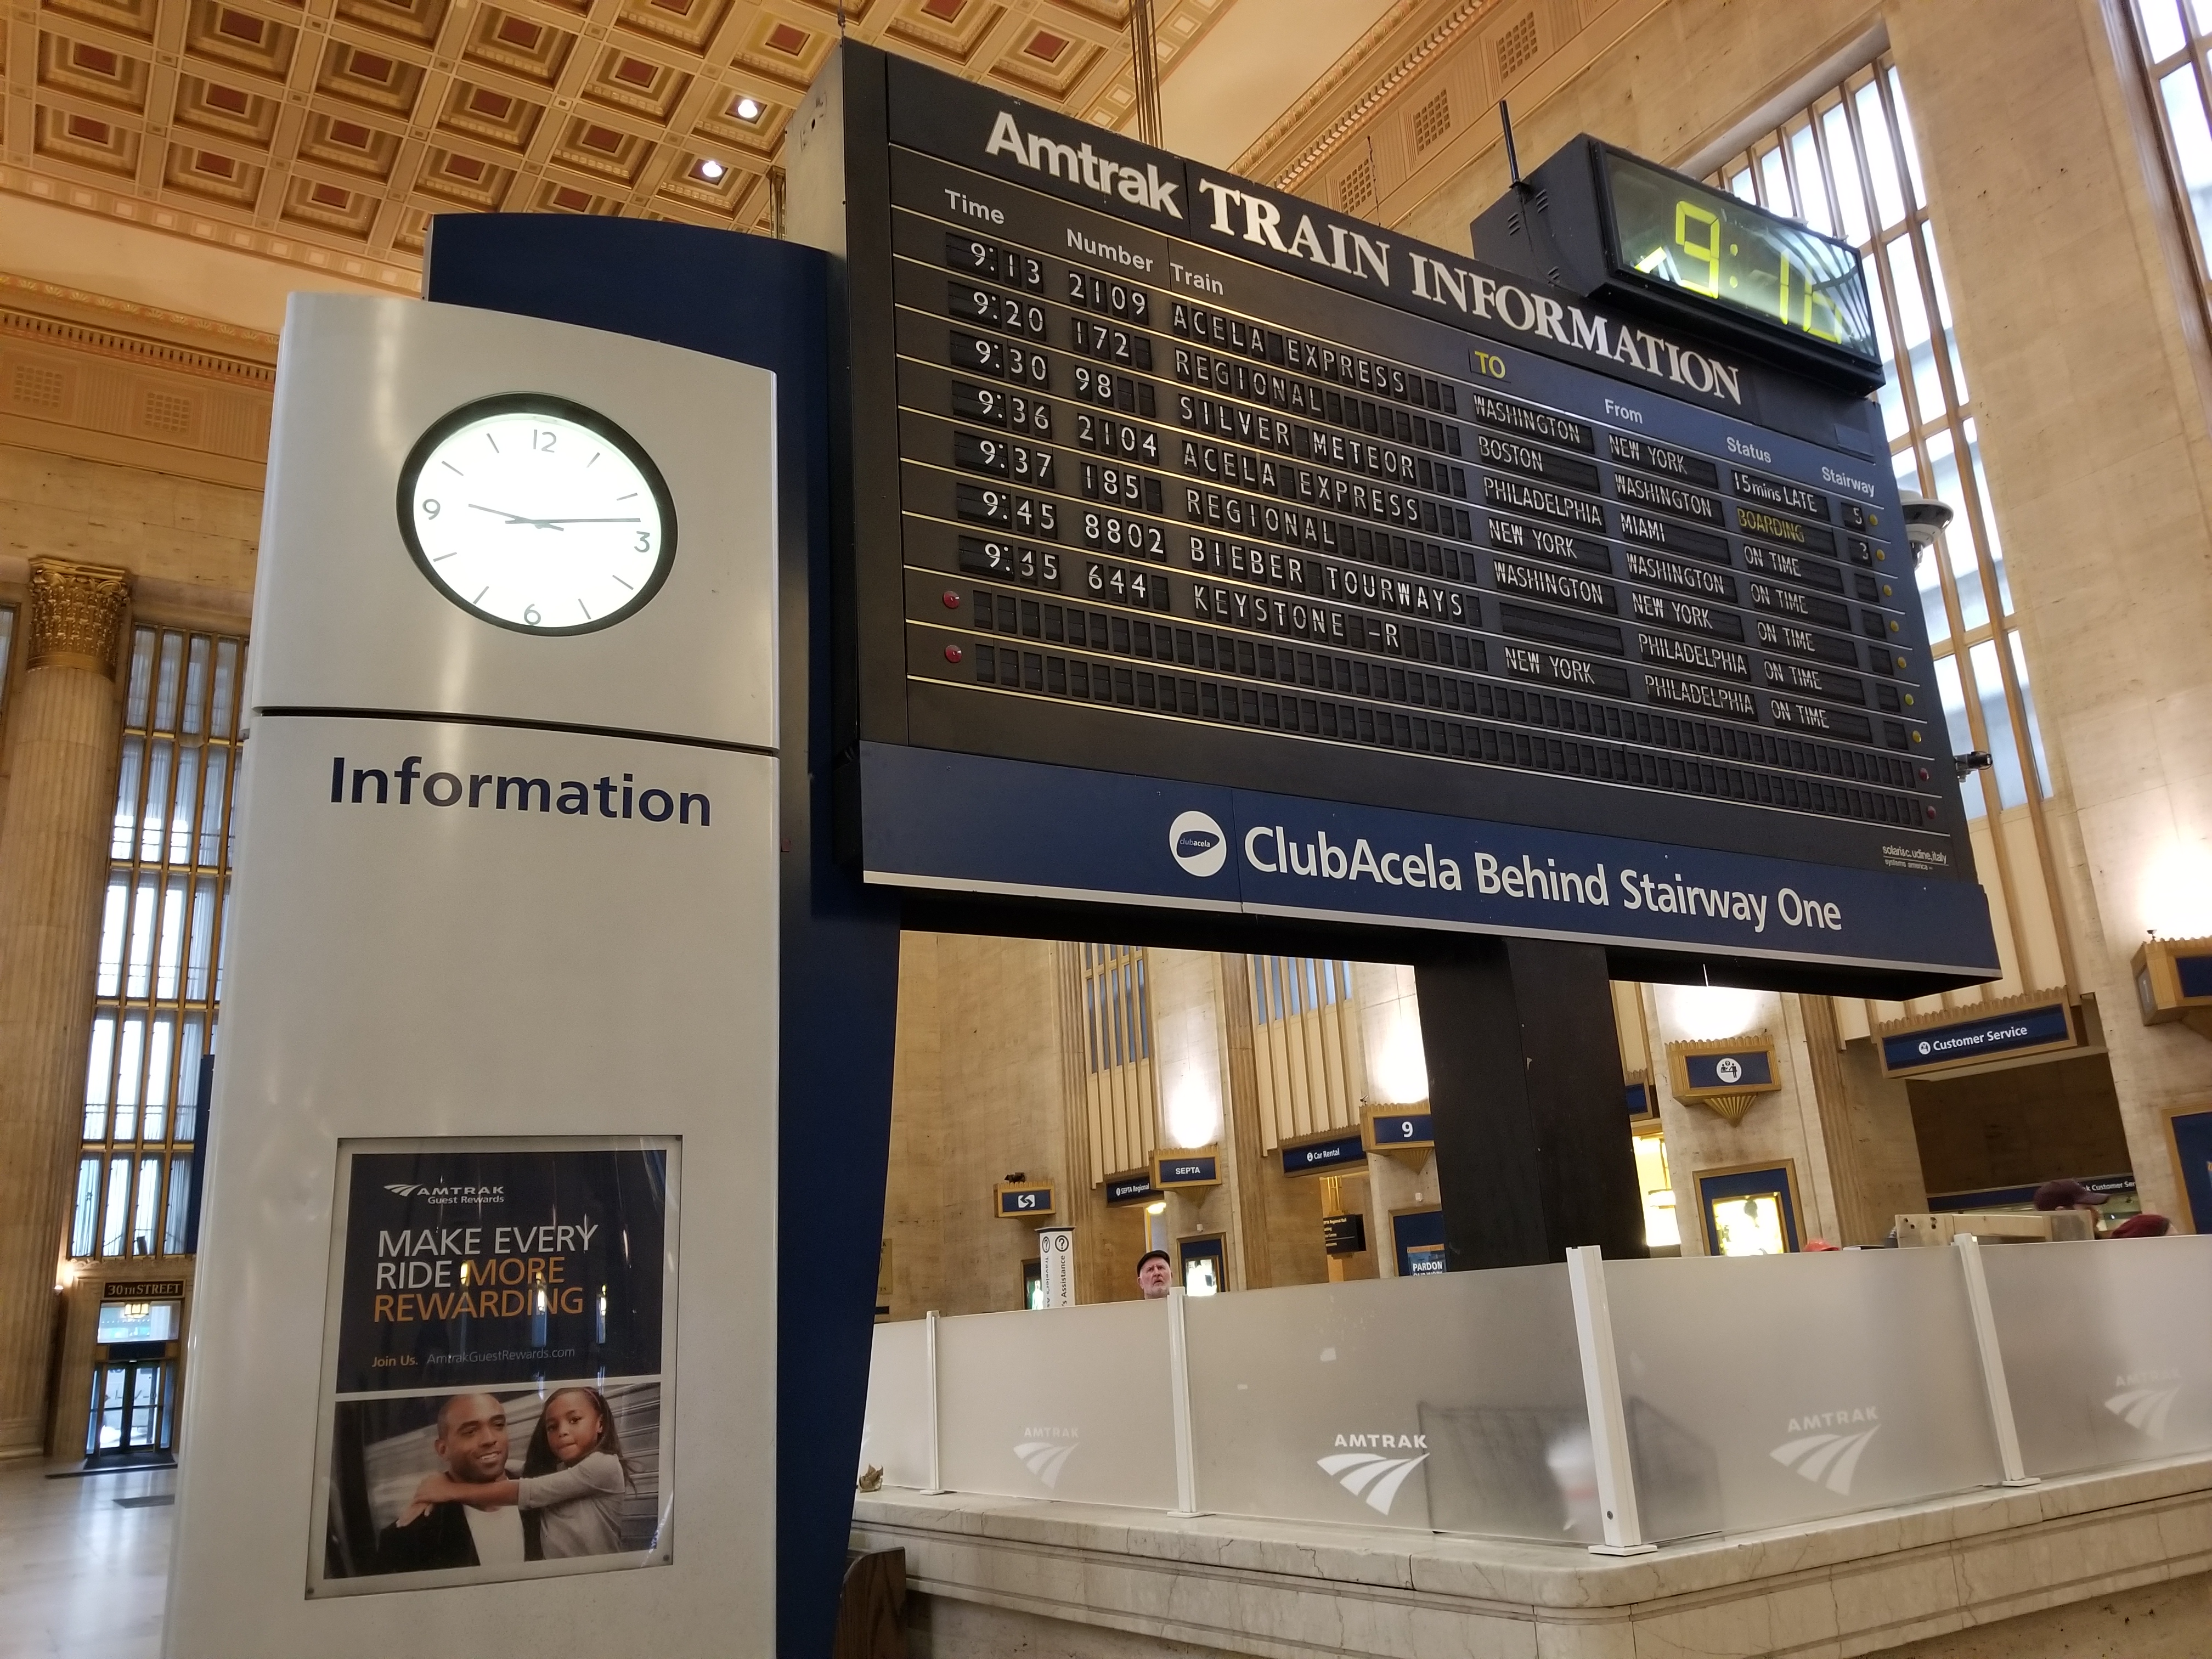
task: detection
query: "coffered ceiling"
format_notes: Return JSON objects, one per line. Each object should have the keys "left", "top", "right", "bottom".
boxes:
{"left": 0, "top": 0, "right": 1239, "bottom": 292}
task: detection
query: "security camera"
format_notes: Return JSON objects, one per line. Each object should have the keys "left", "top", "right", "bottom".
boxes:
{"left": 1953, "top": 751, "right": 1993, "bottom": 778}
{"left": 1898, "top": 489, "right": 1953, "bottom": 565}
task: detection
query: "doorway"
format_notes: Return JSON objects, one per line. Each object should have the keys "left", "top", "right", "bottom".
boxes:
{"left": 85, "top": 1354, "right": 175, "bottom": 1460}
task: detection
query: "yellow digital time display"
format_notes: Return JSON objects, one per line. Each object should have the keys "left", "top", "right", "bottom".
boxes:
{"left": 1600, "top": 149, "right": 1879, "bottom": 373}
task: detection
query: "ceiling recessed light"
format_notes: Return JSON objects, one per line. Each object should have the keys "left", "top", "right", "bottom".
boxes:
{"left": 697, "top": 157, "right": 725, "bottom": 180}
{"left": 735, "top": 95, "right": 761, "bottom": 121}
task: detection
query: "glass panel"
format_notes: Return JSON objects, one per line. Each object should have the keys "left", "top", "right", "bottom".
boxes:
{"left": 2141, "top": 0, "right": 2188, "bottom": 61}
{"left": 1969, "top": 639, "right": 2028, "bottom": 808}
{"left": 123, "top": 629, "right": 155, "bottom": 729}
{"left": 174, "top": 1016, "right": 205, "bottom": 1146}
{"left": 96, "top": 877, "right": 128, "bottom": 997}
{"left": 2011, "top": 631, "right": 2053, "bottom": 795}
{"left": 1886, "top": 237, "right": 1944, "bottom": 424}
{"left": 154, "top": 879, "right": 185, "bottom": 1000}
{"left": 211, "top": 640, "right": 239, "bottom": 737}
{"left": 84, "top": 1011, "right": 115, "bottom": 1140}
{"left": 1187, "top": 1267, "right": 1592, "bottom": 1539}
{"left": 1920, "top": 226, "right": 1967, "bottom": 402}
{"left": 1824, "top": 103, "right": 1870, "bottom": 245}
{"left": 1758, "top": 145, "right": 1793, "bottom": 217}
{"left": 182, "top": 637, "right": 210, "bottom": 737}
{"left": 1925, "top": 431, "right": 1988, "bottom": 630}
{"left": 142, "top": 1015, "right": 173, "bottom": 1143}
{"left": 2160, "top": 66, "right": 2212, "bottom": 266}
{"left": 114, "top": 1014, "right": 144, "bottom": 1141}
{"left": 1867, "top": 264, "right": 1908, "bottom": 440}
{"left": 935, "top": 1299, "right": 1178, "bottom": 1509}
{"left": 138, "top": 741, "right": 172, "bottom": 861}
{"left": 101, "top": 1155, "right": 131, "bottom": 1255}
{"left": 162, "top": 1155, "right": 193, "bottom": 1253}
{"left": 1605, "top": 1250, "right": 2004, "bottom": 1538}
{"left": 1727, "top": 166, "right": 1755, "bottom": 204}
{"left": 125, "top": 876, "right": 156, "bottom": 997}
{"left": 111, "top": 738, "right": 143, "bottom": 859}
{"left": 96, "top": 1300, "right": 180, "bottom": 1342}
{"left": 186, "top": 879, "right": 218, "bottom": 1001}
{"left": 1789, "top": 124, "right": 1831, "bottom": 235}
{"left": 153, "top": 633, "right": 184, "bottom": 732}
{"left": 168, "top": 747, "right": 199, "bottom": 865}
{"left": 1984, "top": 1237, "right": 2212, "bottom": 1475}
{"left": 196, "top": 749, "right": 228, "bottom": 867}
{"left": 1934, "top": 657, "right": 1985, "bottom": 819}
{"left": 1855, "top": 81, "right": 1906, "bottom": 229}
{"left": 2188, "top": 0, "right": 2212, "bottom": 38}
{"left": 70, "top": 1156, "right": 101, "bottom": 1257}
{"left": 1887, "top": 66, "right": 1928, "bottom": 208}
{"left": 132, "top": 1156, "right": 160, "bottom": 1253}
{"left": 0, "top": 608, "right": 13, "bottom": 708}
{"left": 1965, "top": 419, "right": 2013, "bottom": 613}
{"left": 859, "top": 1319, "right": 934, "bottom": 1489}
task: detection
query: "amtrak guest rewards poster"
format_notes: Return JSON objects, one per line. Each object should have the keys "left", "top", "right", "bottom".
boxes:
{"left": 311, "top": 1138, "right": 679, "bottom": 1595}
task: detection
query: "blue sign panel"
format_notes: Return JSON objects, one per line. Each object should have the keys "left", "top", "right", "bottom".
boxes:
{"left": 1880, "top": 1001, "right": 2072, "bottom": 1074}
{"left": 2169, "top": 1114, "right": 2212, "bottom": 1235}
{"left": 1282, "top": 1132, "right": 1366, "bottom": 1176}
{"left": 1393, "top": 1207, "right": 1447, "bottom": 1277}
{"left": 1368, "top": 1110, "right": 1435, "bottom": 1147}
{"left": 1681, "top": 1049, "right": 1774, "bottom": 1090}
{"left": 1156, "top": 1154, "right": 1219, "bottom": 1187}
{"left": 998, "top": 1184, "right": 1054, "bottom": 1217}
{"left": 1928, "top": 1173, "right": 2132, "bottom": 1213}
{"left": 1104, "top": 1173, "right": 1157, "bottom": 1206}
{"left": 1626, "top": 1082, "right": 1654, "bottom": 1119}
{"left": 2178, "top": 954, "right": 2212, "bottom": 1000}
{"left": 859, "top": 743, "right": 2000, "bottom": 980}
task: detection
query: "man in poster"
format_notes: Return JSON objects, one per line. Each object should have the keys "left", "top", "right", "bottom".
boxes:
{"left": 374, "top": 1392, "right": 524, "bottom": 1572}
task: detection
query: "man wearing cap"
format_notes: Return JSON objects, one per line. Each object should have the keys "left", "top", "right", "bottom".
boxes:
{"left": 1136, "top": 1250, "right": 1172, "bottom": 1300}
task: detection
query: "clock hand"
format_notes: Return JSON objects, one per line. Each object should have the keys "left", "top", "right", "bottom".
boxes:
{"left": 465, "top": 503, "right": 567, "bottom": 530}
{"left": 528, "top": 516, "right": 643, "bottom": 525}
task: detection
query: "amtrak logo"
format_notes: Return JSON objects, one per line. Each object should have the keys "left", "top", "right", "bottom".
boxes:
{"left": 2107, "top": 1372, "right": 2183, "bottom": 1438}
{"left": 383, "top": 1181, "right": 505, "bottom": 1207}
{"left": 1013, "top": 1432, "right": 1079, "bottom": 1488}
{"left": 1169, "top": 810, "right": 1228, "bottom": 877}
{"left": 1317, "top": 1432, "right": 1427, "bottom": 1515}
{"left": 1769, "top": 1410, "right": 1880, "bottom": 1494}
{"left": 1714, "top": 1057, "right": 1744, "bottom": 1084}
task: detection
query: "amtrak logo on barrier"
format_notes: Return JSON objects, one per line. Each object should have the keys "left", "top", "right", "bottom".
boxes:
{"left": 1169, "top": 810, "right": 1228, "bottom": 877}
{"left": 1013, "top": 1430, "right": 1079, "bottom": 1488}
{"left": 1317, "top": 1432, "right": 1427, "bottom": 1515}
{"left": 2107, "top": 1369, "right": 2183, "bottom": 1438}
{"left": 1769, "top": 1408, "right": 1880, "bottom": 1494}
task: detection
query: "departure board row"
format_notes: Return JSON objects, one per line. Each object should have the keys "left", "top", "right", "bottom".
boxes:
{"left": 883, "top": 182, "right": 1946, "bottom": 836}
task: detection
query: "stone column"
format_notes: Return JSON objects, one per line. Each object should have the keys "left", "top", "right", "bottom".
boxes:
{"left": 0, "top": 559, "right": 129, "bottom": 1460}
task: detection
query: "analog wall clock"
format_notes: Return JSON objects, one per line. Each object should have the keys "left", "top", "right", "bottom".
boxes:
{"left": 396, "top": 393, "right": 676, "bottom": 635}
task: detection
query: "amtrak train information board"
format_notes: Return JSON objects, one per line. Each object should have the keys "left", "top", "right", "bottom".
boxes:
{"left": 788, "top": 44, "right": 1997, "bottom": 992}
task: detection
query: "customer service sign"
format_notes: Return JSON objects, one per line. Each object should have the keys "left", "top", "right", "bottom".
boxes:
{"left": 858, "top": 743, "right": 1999, "bottom": 978}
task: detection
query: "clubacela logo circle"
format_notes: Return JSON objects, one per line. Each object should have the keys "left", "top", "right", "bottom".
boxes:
{"left": 1169, "top": 810, "right": 1227, "bottom": 878}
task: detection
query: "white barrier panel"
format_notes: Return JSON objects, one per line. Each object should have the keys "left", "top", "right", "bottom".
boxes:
{"left": 936, "top": 1300, "right": 1177, "bottom": 1509}
{"left": 1982, "top": 1235, "right": 2212, "bottom": 1477}
{"left": 860, "top": 1320, "right": 933, "bottom": 1491}
{"left": 1183, "top": 1268, "right": 1590, "bottom": 1539}
{"left": 1604, "top": 1250, "right": 2003, "bottom": 1539}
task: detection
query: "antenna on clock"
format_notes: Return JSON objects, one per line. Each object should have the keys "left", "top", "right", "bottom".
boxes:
{"left": 1499, "top": 100, "right": 1527, "bottom": 194}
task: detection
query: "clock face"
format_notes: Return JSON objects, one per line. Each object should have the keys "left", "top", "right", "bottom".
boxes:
{"left": 397, "top": 394, "right": 676, "bottom": 634}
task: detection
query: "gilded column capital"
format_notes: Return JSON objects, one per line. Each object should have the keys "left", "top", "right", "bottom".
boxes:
{"left": 25, "top": 560, "right": 131, "bottom": 676}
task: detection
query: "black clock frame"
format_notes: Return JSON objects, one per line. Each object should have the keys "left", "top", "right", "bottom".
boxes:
{"left": 394, "top": 390, "right": 680, "bottom": 637}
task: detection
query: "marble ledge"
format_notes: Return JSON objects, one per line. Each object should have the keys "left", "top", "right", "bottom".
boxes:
{"left": 851, "top": 1455, "right": 2212, "bottom": 1658}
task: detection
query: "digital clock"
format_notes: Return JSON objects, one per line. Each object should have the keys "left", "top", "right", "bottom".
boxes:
{"left": 1597, "top": 149, "right": 1879, "bottom": 380}
{"left": 1472, "top": 136, "right": 1883, "bottom": 392}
